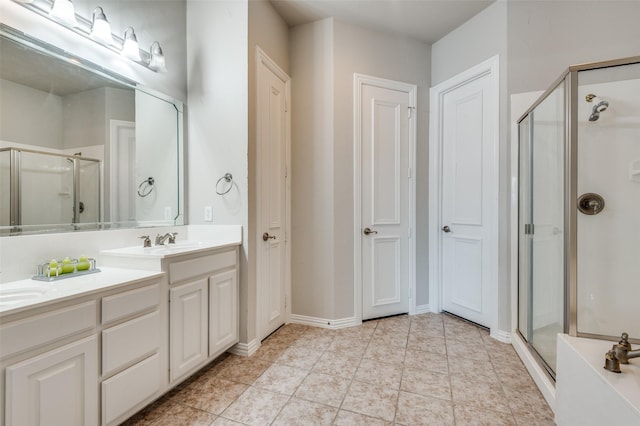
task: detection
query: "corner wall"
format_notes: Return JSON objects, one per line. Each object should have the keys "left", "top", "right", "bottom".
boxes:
{"left": 290, "top": 18, "right": 431, "bottom": 321}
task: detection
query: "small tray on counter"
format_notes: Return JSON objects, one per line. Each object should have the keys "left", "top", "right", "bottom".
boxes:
{"left": 32, "top": 258, "right": 101, "bottom": 282}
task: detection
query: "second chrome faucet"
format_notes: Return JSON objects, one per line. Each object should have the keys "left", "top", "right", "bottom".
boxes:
{"left": 155, "top": 232, "right": 178, "bottom": 245}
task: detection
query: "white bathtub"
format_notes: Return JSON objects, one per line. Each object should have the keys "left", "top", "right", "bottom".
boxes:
{"left": 556, "top": 334, "right": 640, "bottom": 425}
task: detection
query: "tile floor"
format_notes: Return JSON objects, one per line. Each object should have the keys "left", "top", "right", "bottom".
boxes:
{"left": 124, "top": 313, "right": 555, "bottom": 425}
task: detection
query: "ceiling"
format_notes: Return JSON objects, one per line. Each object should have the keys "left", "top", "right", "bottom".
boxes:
{"left": 269, "top": 0, "right": 495, "bottom": 44}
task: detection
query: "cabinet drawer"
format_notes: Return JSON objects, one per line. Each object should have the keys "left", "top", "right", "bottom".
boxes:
{"left": 101, "top": 283, "right": 159, "bottom": 325}
{"left": 1, "top": 301, "right": 96, "bottom": 359}
{"left": 101, "top": 353, "right": 161, "bottom": 426}
{"left": 168, "top": 250, "right": 236, "bottom": 284}
{"left": 102, "top": 310, "right": 160, "bottom": 376}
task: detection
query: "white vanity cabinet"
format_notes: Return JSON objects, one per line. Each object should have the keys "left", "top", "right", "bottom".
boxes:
{"left": 100, "top": 283, "right": 163, "bottom": 426}
{"left": 0, "top": 272, "right": 165, "bottom": 426}
{"left": 2, "top": 300, "right": 99, "bottom": 426}
{"left": 167, "top": 247, "right": 239, "bottom": 384}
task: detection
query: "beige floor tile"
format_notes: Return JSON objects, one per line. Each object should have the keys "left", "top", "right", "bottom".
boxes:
{"left": 290, "top": 333, "right": 335, "bottom": 351}
{"left": 364, "top": 341, "right": 407, "bottom": 364}
{"left": 376, "top": 316, "right": 411, "bottom": 333}
{"left": 496, "top": 362, "right": 537, "bottom": 389}
{"left": 514, "top": 416, "right": 556, "bottom": 426}
{"left": 212, "top": 417, "right": 245, "bottom": 426}
{"left": 294, "top": 372, "right": 350, "bottom": 407}
{"left": 400, "top": 366, "right": 451, "bottom": 400}
{"left": 454, "top": 405, "right": 517, "bottom": 426}
{"left": 253, "top": 363, "right": 308, "bottom": 395}
{"left": 220, "top": 386, "right": 289, "bottom": 426}
{"left": 252, "top": 340, "right": 289, "bottom": 362}
{"left": 444, "top": 325, "right": 484, "bottom": 344}
{"left": 333, "top": 410, "right": 391, "bottom": 426}
{"left": 502, "top": 384, "right": 555, "bottom": 422}
{"left": 396, "top": 391, "right": 455, "bottom": 425}
{"left": 451, "top": 377, "right": 511, "bottom": 413}
{"left": 327, "top": 335, "right": 370, "bottom": 357}
{"left": 124, "top": 399, "right": 216, "bottom": 426}
{"left": 312, "top": 350, "right": 361, "bottom": 379}
{"left": 407, "top": 334, "right": 447, "bottom": 354}
{"left": 404, "top": 348, "right": 448, "bottom": 373}
{"left": 172, "top": 376, "right": 248, "bottom": 414}
{"left": 371, "top": 328, "right": 409, "bottom": 348}
{"left": 341, "top": 380, "right": 399, "bottom": 422}
{"left": 489, "top": 345, "right": 525, "bottom": 367}
{"left": 271, "top": 397, "right": 338, "bottom": 425}
{"left": 355, "top": 358, "right": 403, "bottom": 389}
{"left": 409, "top": 321, "right": 445, "bottom": 338}
{"left": 275, "top": 345, "right": 323, "bottom": 370}
{"left": 448, "top": 356, "right": 498, "bottom": 383}
{"left": 215, "top": 355, "right": 271, "bottom": 385}
{"left": 445, "top": 339, "right": 489, "bottom": 361}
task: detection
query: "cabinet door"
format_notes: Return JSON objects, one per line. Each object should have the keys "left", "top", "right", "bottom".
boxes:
{"left": 169, "top": 278, "right": 208, "bottom": 383}
{"left": 209, "top": 269, "right": 239, "bottom": 357}
{"left": 5, "top": 335, "right": 98, "bottom": 426}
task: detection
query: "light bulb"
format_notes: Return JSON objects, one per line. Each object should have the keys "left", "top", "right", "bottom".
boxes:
{"left": 90, "top": 7, "right": 114, "bottom": 45}
{"left": 121, "top": 27, "right": 141, "bottom": 62}
{"left": 148, "top": 41, "right": 167, "bottom": 73}
{"left": 49, "top": 0, "right": 78, "bottom": 27}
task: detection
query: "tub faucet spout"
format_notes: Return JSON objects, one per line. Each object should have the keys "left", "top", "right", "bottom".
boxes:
{"left": 604, "top": 332, "right": 639, "bottom": 373}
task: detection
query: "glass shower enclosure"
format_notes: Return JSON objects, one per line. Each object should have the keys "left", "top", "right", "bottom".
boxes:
{"left": 0, "top": 147, "right": 100, "bottom": 231}
{"left": 518, "top": 56, "right": 640, "bottom": 378}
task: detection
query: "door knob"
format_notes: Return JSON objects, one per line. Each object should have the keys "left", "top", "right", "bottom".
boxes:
{"left": 262, "top": 232, "right": 276, "bottom": 241}
{"left": 363, "top": 227, "right": 378, "bottom": 235}
{"left": 442, "top": 225, "right": 451, "bottom": 233}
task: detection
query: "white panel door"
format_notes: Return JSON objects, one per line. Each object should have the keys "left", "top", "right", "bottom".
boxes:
{"left": 441, "top": 72, "right": 496, "bottom": 327}
{"left": 5, "top": 335, "right": 98, "bottom": 426}
{"left": 109, "top": 120, "right": 135, "bottom": 222}
{"left": 169, "top": 279, "right": 208, "bottom": 382}
{"left": 256, "top": 48, "right": 290, "bottom": 340}
{"left": 361, "top": 82, "right": 413, "bottom": 320}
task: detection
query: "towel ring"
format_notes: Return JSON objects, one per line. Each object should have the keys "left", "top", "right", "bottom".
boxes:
{"left": 137, "top": 177, "right": 155, "bottom": 197}
{"left": 216, "top": 173, "right": 233, "bottom": 195}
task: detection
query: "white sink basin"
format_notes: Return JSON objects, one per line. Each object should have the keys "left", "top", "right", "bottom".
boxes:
{"left": 0, "top": 283, "right": 52, "bottom": 307}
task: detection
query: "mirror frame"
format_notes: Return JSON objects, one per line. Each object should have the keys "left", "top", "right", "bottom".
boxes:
{"left": 0, "top": 24, "right": 185, "bottom": 236}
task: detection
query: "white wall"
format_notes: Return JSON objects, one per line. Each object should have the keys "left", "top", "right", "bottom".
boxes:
{"left": 186, "top": 0, "right": 250, "bottom": 341}
{"left": 0, "top": 79, "right": 63, "bottom": 149}
{"left": 290, "top": 18, "right": 335, "bottom": 319}
{"left": 290, "top": 18, "right": 431, "bottom": 320}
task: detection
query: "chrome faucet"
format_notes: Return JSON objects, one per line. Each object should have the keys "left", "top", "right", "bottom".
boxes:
{"left": 604, "top": 332, "right": 640, "bottom": 373}
{"left": 155, "top": 232, "right": 178, "bottom": 245}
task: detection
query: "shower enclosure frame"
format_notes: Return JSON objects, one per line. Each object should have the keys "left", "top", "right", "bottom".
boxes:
{"left": 517, "top": 55, "right": 640, "bottom": 375}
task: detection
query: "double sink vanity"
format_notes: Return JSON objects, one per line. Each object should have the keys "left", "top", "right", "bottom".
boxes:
{"left": 0, "top": 228, "right": 241, "bottom": 426}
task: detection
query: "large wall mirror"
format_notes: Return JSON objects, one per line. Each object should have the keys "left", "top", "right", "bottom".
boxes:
{"left": 0, "top": 25, "right": 184, "bottom": 235}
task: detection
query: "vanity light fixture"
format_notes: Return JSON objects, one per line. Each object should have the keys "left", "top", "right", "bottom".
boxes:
{"left": 49, "top": 0, "right": 78, "bottom": 27}
{"left": 148, "top": 41, "right": 167, "bottom": 73}
{"left": 89, "top": 7, "right": 114, "bottom": 45}
{"left": 12, "top": 0, "right": 168, "bottom": 73}
{"left": 121, "top": 26, "right": 141, "bottom": 62}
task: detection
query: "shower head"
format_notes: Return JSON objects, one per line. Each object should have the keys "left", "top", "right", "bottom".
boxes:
{"left": 585, "top": 94, "right": 609, "bottom": 122}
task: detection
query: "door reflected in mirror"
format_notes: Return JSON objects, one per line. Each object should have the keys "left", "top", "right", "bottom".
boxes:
{"left": 0, "top": 26, "right": 183, "bottom": 235}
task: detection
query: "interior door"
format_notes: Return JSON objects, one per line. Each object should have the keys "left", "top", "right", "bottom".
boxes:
{"left": 360, "top": 81, "right": 413, "bottom": 320}
{"left": 256, "top": 48, "right": 289, "bottom": 340}
{"left": 440, "top": 72, "right": 496, "bottom": 328}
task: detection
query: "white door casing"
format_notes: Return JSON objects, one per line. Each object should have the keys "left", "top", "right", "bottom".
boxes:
{"left": 256, "top": 47, "right": 291, "bottom": 341}
{"left": 429, "top": 56, "right": 499, "bottom": 332}
{"left": 354, "top": 74, "right": 417, "bottom": 321}
{"left": 109, "top": 120, "right": 136, "bottom": 222}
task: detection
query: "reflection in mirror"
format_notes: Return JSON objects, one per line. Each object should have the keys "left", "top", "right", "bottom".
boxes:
{"left": 0, "top": 26, "right": 183, "bottom": 235}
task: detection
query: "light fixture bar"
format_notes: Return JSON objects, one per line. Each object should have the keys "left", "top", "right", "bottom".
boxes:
{"left": 12, "top": 0, "right": 162, "bottom": 72}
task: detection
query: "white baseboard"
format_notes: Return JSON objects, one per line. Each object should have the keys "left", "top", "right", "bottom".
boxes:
{"left": 228, "top": 338, "right": 260, "bottom": 357}
{"left": 490, "top": 329, "right": 512, "bottom": 343}
{"left": 413, "top": 304, "right": 431, "bottom": 315}
{"left": 512, "top": 332, "right": 556, "bottom": 412}
{"left": 289, "top": 314, "right": 360, "bottom": 329}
